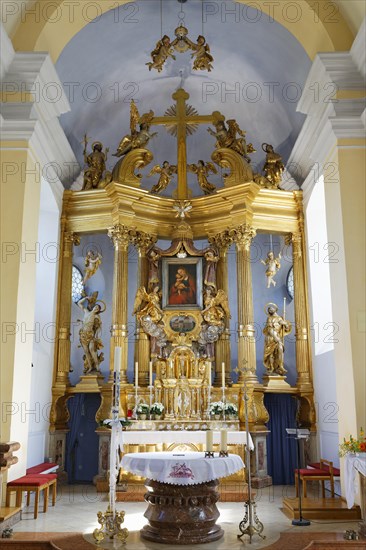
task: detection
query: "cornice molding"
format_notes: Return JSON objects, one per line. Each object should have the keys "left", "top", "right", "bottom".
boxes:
{"left": 351, "top": 17, "right": 366, "bottom": 78}
{"left": 288, "top": 22, "right": 366, "bottom": 185}
{"left": 0, "top": 22, "right": 15, "bottom": 80}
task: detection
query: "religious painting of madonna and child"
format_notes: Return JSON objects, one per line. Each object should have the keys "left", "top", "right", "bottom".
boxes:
{"left": 162, "top": 258, "right": 203, "bottom": 309}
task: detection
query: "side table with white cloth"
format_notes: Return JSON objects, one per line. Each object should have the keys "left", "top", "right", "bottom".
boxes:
{"left": 345, "top": 453, "right": 366, "bottom": 537}
{"left": 121, "top": 451, "right": 245, "bottom": 544}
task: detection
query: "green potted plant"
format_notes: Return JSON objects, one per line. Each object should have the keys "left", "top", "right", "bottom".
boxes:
{"left": 224, "top": 402, "right": 238, "bottom": 419}
{"left": 209, "top": 401, "right": 224, "bottom": 420}
{"left": 136, "top": 403, "right": 149, "bottom": 420}
{"left": 150, "top": 402, "right": 164, "bottom": 420}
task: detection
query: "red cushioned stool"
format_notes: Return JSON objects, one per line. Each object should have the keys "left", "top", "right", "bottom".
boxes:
{"left": 295, "top": 459, "right": 335, "bottom": 498}
{"left": 6, "top": 474, "right": 57, "bottom": 519}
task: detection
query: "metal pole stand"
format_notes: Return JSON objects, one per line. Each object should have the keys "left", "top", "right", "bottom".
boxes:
{"left": 235, "top": 362, "right": 266, "bottom": 544}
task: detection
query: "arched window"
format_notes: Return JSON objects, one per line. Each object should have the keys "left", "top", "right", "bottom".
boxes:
{"left": 71, "top": 266, "right": 84, "bottom": 303}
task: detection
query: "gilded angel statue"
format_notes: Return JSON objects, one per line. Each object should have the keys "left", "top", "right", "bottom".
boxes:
{"left": 188, "top": 160, "right": 217, "bottom": 195}
{"left": 113, "top": 101, "right": 157, "bottom": 158}
{"left": 83, "top": 250, "right": 102, "bottom": 284}
{"left": 148, "top": 161, "right": 177, "bottom": 194}
{"left": 190, "top": 35, "right": 214, "bottom": 72}
{"left": 207, "top": 118, "right": 255, "bottom": 161}
{"left": 227, "top": 120, "right": 256, "bottom": 162}
{"left": 202, "top": 288, "right": 231, "bottom": 327}
{"left": 133, "top": 286, "right": 163, "bottom": 324}
{"left": 262, "top": 143, "right": 285, "bottom": 187}
{"left": 146, "top": 35, "right": 176, "bottom": 72}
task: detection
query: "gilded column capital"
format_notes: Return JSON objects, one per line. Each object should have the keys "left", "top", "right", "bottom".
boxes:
{"left": 208, "top": 231, "right": 233, "bottom": 253}
{"left": 64, "top": 231, "right": 80, "bottom": 247}
{"left": 131, "top": 231, "right": 157, "bottom": 254}
{"left": 108, "top": 224, "right": 132, "bottom": 250}
{"left": 286, "top": 232, "right": 302, "bottom": 258}
{"left": 230, "top": 224, "right": 256, "bottom": 251}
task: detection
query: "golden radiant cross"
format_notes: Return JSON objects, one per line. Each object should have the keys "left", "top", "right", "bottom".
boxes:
{"left": 151, "top": 88, "right": 222, "bottom": 200}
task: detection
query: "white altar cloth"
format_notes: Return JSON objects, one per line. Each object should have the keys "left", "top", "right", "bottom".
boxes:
{"left": 345, "top": 453, "right": 366, "bottom": 508}
{"left": 122, "top": 430, "right": 253, "bottom": 449}
{"left": 121, "top": 451, "right": 245, "bottom": 485}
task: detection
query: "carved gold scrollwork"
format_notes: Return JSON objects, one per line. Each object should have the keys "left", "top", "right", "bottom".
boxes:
{"left": 112, "top": 148, "right": 153, "bottom": 186}
{"left": 211, "top": 148, "right": 253, "bottom": 187}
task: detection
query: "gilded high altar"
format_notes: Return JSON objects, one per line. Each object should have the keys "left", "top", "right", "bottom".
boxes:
{"left": 49, "top": 89, "right": 316, "bottom": 487}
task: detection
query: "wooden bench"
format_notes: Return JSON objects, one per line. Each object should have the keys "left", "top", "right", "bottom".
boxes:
{"left": 26, "top": 462, "right": 58, "bottom": 475}
{"left": 295, "top": 459, "right": 335, "bottom": 498}
{"left": 6, "top": 474, "right": 57, "bottom": 519}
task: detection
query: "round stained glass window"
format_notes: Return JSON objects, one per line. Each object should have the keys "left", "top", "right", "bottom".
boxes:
{"left": 72, "top": 266, "right": 84, "bottom": 303}
{"left": 286, "top": 266, "right": 294, "bottom": 300}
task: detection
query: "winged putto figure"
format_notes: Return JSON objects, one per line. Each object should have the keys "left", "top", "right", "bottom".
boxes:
{"left": 188, "top": 160, "right": 217, "bottom": 195}
{"left": 146, "top": 35, "right": 176, "bottom": 72}
{"left": 148, "top": 161, "right": 177, "bottom": 194}
{"left": 190, "top": 35, "right": 214, "bottom": 72}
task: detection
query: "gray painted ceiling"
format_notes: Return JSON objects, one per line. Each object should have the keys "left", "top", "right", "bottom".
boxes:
{"left": 56, "top": 0, "right": 311, "bottom": 196}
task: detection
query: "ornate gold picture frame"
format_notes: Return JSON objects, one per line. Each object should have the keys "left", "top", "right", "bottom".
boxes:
{"left": 162, "top": 257, "right": 203, "bottom": 309}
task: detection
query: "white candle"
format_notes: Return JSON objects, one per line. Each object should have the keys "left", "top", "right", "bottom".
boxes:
{"left": 149, "top": 361, "right": 153, "bottom": 387}
{"left": 135, "top": 361, "right": 138, "bottom": 387}
{"left": 114, "top": 346, "right": 121, "bottom": 373}
{"left": 283, "top": 297, "right": 286, "bottom": 320}
{"left": 208, "top": 361, "right": 211, "bottom": 388}
{"left": 222, "top": 362, "right": 225, "bottom": 389}
{"left": 206, "top": 430, "right": 213, "bottom": 452}
{"left": 220, "top": 429, "right": 228, "bottom": 452}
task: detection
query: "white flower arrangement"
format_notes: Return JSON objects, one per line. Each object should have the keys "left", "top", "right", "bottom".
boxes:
{"left": 209, "top": 401, "right": 224, "bottom": 415}
{"left": 150, "top": 402, "right": 164, "bottom": 415}
{"left": 136, "top": 403, "right": 149, "bottom": 415}
{"left": 224, "top": 403, "right": 238, "bottom": 415}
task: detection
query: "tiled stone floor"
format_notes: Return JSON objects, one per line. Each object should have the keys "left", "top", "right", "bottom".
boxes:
{"left": 11, "top": 484, "right": 362, "bottom": 549}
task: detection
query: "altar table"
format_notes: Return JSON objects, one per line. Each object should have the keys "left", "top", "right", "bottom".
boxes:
{"left": 345, "top": 453, "right": 366, "bottom": 537}
{"left": 122, "top": 430, "right": 254, "bottom": 449}
{"left": 121, "top": 451, "right": 245, "bottom": 544}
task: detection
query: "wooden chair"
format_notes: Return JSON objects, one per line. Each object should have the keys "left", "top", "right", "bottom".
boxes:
{"left": 6, "top": 474, "right": 57, "bottom": 519}
{"left": 295, "top": 459, "right": 335, "bottom": 498}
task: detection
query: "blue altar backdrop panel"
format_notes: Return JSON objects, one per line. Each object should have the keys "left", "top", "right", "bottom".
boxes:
{"left": 265, "top": 393, "right": 297, "bottom": 485}
{"left": 65, "top": 393, "right": 101, "bottom": 483}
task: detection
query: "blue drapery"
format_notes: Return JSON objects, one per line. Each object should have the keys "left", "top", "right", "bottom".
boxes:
{"left": 65, "top": 393, "right": 101, "bottom": 483}
{"left": 265, "top": 393, "right": 298, "bottom": 485}
{"left": 65, "top": 394, "right": 85, "bottom": 483}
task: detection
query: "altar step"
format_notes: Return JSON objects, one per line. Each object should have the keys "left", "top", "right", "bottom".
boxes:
{"left": 97, "top": 478, "right": 250, "bottom": 502}
{"left": 0, "top": 506, "right": 22, "bottom": 534}
{"left": 282, "top": 496, "right": 362, "bottom": 521}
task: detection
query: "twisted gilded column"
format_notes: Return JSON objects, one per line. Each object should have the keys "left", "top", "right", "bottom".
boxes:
{"left": 108, "top": 224, "right": 132, "bottom": 384}
{"left": 231, "top": 224, "right": 258, "bottom": 384}
{"left": 286, "top": 227, "right": 312, "bottom": 391}
{"left": 55, "top": 230, "right": 80, "bottom": 384}
{"left": 132, "top": 232, "right": 157, "bottom": 386}
{"left": 209, "top": 232, "right": 233, "bottom": 386}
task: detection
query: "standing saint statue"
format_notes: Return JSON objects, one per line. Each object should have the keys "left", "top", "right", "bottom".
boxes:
{"left": 82, "top": 139, "right": 111, "bottom": 190}
{"left": 77, "top": 296, "right": 105, "bottom": 374}
{"left": 261, "top": 251, "right": 281, "bottom": 288}
{"left": 204, "top": 249, "right": 219, "bottom": 290}
{"left": 262, "top": 143, "right": 285, "bottom": 187}
{"left": 263, "top": 303, "right": 292, "bottom": 376}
